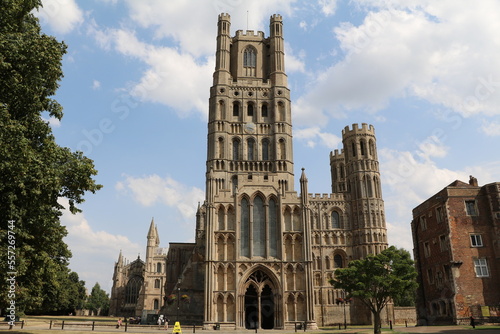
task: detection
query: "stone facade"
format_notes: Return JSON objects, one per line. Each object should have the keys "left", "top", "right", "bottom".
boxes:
{"left": 109, "top": 219, "right": 168, "bottom": 322}
{"left": 411, "top": 176, "right": 500, "bottom": 325}
{"left": 157, "top": 14, "right": 389, "bottom": 329}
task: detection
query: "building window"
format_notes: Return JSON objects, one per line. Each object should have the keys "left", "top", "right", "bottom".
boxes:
{"left": 247, "top": 139, "right": 255, "bottom": 160}
{"left": 470, "top": 234, "right": 483, "bottom": 247}
{"left": 154, "top": 279, "right": 160, "bottom": 289}
{"left": 247, "top": 103, "right": 254, "bottom": 117}
{"left": 331, "top": 212, "right": 340, "bottom": 228}
{"left": 232, "top": 139, "right": 240, "bottom": 160}
{"left": 420, "top": 216, "right": 427, "bottom": 231}
{"left": 423, "top": 241, "right": 431, "bottom": 258}
{"left": 261, "top": 104, "right": 268, "bottom": 117}
{"left": 439, "top": 235, "right": 447, "bottom": 251}
{"left": 436, "top": 207, "right": 445, "bottom": 223}
{"left": 243, "top": 47, "right": 256, "bottom": 67}
{"left": 156, "top": 262, "right": 162, "bottom": 273}
{"left": 334, "top": 254, "right": 343, "bottom": 268}
{"left": 154, "top": 299, "right": 159, "bottom": 310}
{"left": 474, "top": 258, "right": 489, "bottom": 277}
{"left": 262, "top": 139, "right": 270, "bottom": 160}
{"left": 465, "top": 200, "right": 478, "bottom": 216}
{"left": 233, "top": 102, "right": 239, "bottom": 117}
{"left": 125, "top": 276, "right": 143, "bottom": 304}
{"left": 427, "top": 268, "right": 434, "bottom": 284}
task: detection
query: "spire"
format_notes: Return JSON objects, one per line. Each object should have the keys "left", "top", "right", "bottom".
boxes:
{"left": 117, "top": 249, "right": 123, "bottom": 266}
{"left": 300, "top": 168, "right": 309, "bottom": 206}
{"left": 147, "top": 217, "right": 160, "bottom": 247}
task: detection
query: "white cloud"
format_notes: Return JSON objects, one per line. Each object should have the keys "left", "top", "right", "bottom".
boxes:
{"left": 124, "top": 0, "right": 294, "bottom": 58}
{"left": 285, "top": 42, "right": 306, "bottom": 74}
{"left": 59, "top": 199, "right": 141, "bottom": 292}
{"left": 481, "top": 120, "right": 500, "bottom": 136}
{"left": 318, "top": 0, "right": 338, "bottom": 16}
{"left": 92, "top": 80, "right": 101, "bottom": 90}
{"left": 294, "top": 127, "right": 342, "bottom": 148}
{"left": 37, "top": 0, "right": 84, "bottom": 34}
{"left": 378, "top": 146, "right": 500, "bottom": 252}
{"left": 116, "top": 174, "right": 205, "bottom": 221}
{"left": 415, "top": 135, "right": 448, "bottom": 162}
{"left": 87, "top": 26, "right": 213, "bottom": 118}
{"left": 42, "top": 116, "right": 61, "bottom": 128}
{"left": 295, "top": 0, "right": 500, "bottom": 128}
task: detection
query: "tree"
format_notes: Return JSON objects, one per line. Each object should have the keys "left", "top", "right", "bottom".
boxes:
{"left": 330, "top": 246, "right": 418, "bottom": 334}
{"left": 0, "top": 0, "right": 101, "bottom": 313}
{"left": 86, "top": 283, "right": 110, "bottom": 316}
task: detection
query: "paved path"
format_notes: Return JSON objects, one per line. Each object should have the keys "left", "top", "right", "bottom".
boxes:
{"left": 4, "top": 322, "right": 498, "bottom": 334}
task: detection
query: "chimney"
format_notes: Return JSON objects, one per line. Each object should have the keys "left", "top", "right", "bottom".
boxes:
{"left": 469, "top": 175, "right": 478, "bottom": 187}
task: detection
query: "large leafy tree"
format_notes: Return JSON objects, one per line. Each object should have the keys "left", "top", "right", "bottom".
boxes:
{"left": 86, "top": 283, "right": 110, "bottom": 316}
{"left": 330, "top": 246, "right": 418, "bottom": 334}
{"left": 0, "top": 0, "right": 101, "bottom": 313}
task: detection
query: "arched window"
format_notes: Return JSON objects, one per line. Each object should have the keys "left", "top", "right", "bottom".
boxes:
{"left": 125, "top": 276, "right": 143, "bottom": 304}
{"left": 243, "top": 47, "right": 256, "bottom": 67}
{"left": 232, "top": 139, "right": 240, "bottom": 160}
{"left": 218, "top": 206, "right": 225, "bottom": 230}
{"left": 262, "top": 139, "right": 270, "bottom": 160}
{"left": 351, "top": 141, "right": 356, "bottom": 157}
{"left": 233, "top": 102, "right": 239, "bottom": 117}
{"left": 269, "top": 198, "right": 278, "bottom": 257}
{"left": 247, "top": 103, "right": 254, "bottom": 117}
{"left": 218, "top": 100, "right": 225, "bottom": 119}
{"left": 279, "top": 139, "right": 286, "bottom": 159}
{"left": 154, "top": 299, "right": 159, "bottom": 310}
{"left": 247, "top": 138, "right": 255, "bottom": 160}
{"left": 156, "top": 262, "right": 162, "bottom": 273}
{"left": 360, "top": 140, "right": 366, "bottom": 156}
{"left": 154, "top": 279, "right": 160, "bottom": 289}
{"left": 331, "top": 212, "right": 340, "bottom": 228}
{"left": 217, "top": 137, "right": 224, "bottom": 159}
{"left": 253, "top": 196, "right": 265, "bottom": 257}
{"left": 334, "top": 254, "right": 343, "bottom": 268}
{"left": 261, "top": 104, "right": 268, "bottom": 117}
{"left": 240, "top": 198, "right": 250, "bottom": 257}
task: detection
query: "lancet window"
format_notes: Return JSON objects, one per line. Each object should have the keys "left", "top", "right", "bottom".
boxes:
{"left": 239, "top": 195, "right": 278, "bottom": 258}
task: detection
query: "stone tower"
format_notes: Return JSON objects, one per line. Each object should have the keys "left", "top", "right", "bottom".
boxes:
{"left": 202, "top": 13, "right": 311, "bottom": 330}
{"left": 330, "top": 124, "right": 387, "bottom": 259}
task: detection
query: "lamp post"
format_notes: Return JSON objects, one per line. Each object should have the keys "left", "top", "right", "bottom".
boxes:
{"left": 176, "top": 278, "right": 181, "bottom": 323}
{"left": 342, "top": 290, "right": 347, "bottom": 329}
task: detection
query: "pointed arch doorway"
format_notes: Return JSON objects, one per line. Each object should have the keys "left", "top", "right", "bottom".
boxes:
{"left": 243, "top": 270, "right": 277, "bottom": 329}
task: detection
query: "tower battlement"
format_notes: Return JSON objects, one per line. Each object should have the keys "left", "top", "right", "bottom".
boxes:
{"left": 270, "top": 14, "right": 283, "bottom": 21}
{"left": 218, "top": 13, "right": 230, "bottom": 21}
{"left": 342, "top": 123, "right": 375, "bottom": 138}
{"left": 330, "top": 149, "right": 344, "bottom": 159}
{"left": 235, "top": 29, "right": 265, "bottom": 38}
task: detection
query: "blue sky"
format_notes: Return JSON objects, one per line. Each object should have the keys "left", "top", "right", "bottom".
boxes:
{"left": 36, "top": 0, "right": 500, "bottom": 292}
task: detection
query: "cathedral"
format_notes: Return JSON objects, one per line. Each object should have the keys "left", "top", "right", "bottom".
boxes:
{"left": 110, "top": 13, "right": 388, "bottom": 329}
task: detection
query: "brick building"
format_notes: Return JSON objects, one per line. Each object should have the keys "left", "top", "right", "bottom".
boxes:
{"left": 411, "top": 176, "right": 500, "bottom": 325}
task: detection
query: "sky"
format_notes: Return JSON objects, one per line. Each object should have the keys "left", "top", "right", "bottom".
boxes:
{"left": 35, "top": 0, "right": 500, "bottom": 293}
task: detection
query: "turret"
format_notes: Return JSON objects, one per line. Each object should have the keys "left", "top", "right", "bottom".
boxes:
{"left": 214, "top": 13, "right": 231, "bottom": 85}
{"left": 269, "top": 14, "right": 287, "bottom": 86}
{"left": 342, "top": 123, "right": 387, "bottom": 258}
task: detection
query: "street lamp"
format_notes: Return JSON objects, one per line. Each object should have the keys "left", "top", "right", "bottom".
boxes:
{"left": 342, "top": 290, "right": 347, "bottom": 329}
{"left": 176, "top": 278, "right": 181, "bottom": 323}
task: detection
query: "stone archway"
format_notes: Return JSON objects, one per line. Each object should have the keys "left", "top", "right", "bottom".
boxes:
{"left": 242, "top": 270, "right": 278, "bottom": 329}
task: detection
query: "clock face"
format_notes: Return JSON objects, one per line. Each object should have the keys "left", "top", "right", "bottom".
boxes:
{"left": 244, "top": 122, "right": 256, "bottom": 134}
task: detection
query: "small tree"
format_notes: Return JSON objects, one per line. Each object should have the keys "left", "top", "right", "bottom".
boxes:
{"left": 86, "top": 283, "right": 110, "bottom": 316}
{"left": 330, "top": 246, "right": 417, "bottom": 334}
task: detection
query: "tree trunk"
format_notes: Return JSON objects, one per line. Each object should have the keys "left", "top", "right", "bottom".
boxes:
{"left": 373, "top": 310, "right": 382, "bottom": 334}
